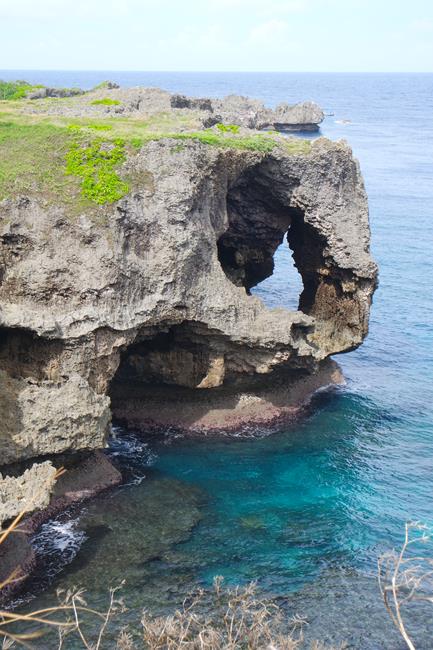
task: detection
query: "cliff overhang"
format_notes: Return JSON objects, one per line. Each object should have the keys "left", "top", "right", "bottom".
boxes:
{"left": 0, "top": 87, "right": 377, "bottom": 467}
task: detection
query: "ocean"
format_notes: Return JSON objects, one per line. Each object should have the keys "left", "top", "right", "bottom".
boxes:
{"left": 3, "top": 71, "right": 433, "bottom": 648}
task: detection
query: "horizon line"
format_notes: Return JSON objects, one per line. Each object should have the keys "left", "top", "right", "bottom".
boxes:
{"left": 1, "top": 69, "right": 432, "bottom": 74}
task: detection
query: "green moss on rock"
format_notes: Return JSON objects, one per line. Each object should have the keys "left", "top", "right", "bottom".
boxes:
{"left": 65, "top": 138, "right": 129, "bottom": 204}
{"left": 91, "top": 98, "right": 121, "bottom": 106}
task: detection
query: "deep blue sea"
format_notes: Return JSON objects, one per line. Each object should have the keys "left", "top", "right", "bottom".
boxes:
{"left": 3, "top": 71, "right": 433, "bottom": 648}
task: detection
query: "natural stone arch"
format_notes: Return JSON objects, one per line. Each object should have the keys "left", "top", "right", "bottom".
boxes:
{"left": 0, "top": 138, "right": 377, "bottom": 462}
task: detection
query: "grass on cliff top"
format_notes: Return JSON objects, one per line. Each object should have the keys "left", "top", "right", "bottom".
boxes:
{"left": 0, "top": 117, "right": 81, "bottom": 203}
{"left": 90, "top": 97, "right": 121, "bottom": 106}
{"left": 0, "top": 109, "right": 311, "bottom": 206}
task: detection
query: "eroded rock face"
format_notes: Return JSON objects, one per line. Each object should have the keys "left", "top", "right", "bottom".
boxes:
{"left": 0, "top": 461, "right": 57, "bottom": 526}
{"left": 211, "top": 96, "right": 324, "bottom": 131}
{"left": 30, "top": 86, "right": 324, "bottom": 131}
{"left": 0, "top": 137, "right": 377, "bottom": 464}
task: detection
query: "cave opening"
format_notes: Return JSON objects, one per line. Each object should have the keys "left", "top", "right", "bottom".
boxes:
{"left": 251, "top": 238, "right": 304, "bottom": 311}
{"left": 108, "top": 320, "right": 232, "bottom": 429}
{"left": 110, "top": 322, "right": 225, "bottom": 393}
{"left": 216, "top": 163, "right": 323, "bottom": 315}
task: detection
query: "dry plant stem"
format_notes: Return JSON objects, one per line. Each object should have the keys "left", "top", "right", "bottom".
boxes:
{"left": 0, "top": 467, "right": 116, "bottom": 649}
{"left": 378, "top": 521, "right": 433, "bottom": 650}
{"left": 95, "top": 585, "right": 123, "bottom": 650}
{"left": 73, "top": 594, "right": 91, "bottom": 650}
{"left": 391, "top": 525, "right": 415, "bottom": 650}
{"left": 140, "top": 578, "right": 309, "bottom": 650}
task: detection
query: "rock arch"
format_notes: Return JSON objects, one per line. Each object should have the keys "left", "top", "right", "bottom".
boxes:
{"left": 0, "top": 138, "right": 377, "bottom": 462}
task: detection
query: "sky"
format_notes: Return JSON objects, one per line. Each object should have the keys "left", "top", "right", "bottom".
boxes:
{"left": 0, "top": 0, "right": 432, "bottom": 72}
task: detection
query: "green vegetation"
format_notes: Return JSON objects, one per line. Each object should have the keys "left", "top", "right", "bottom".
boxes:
{"left": 88, "top": 124, "right": 114, "bottom": 130}
{"left": 0, "top": 102, "right": 311, "bottom": 208}
{"left": 91, "top": 98, "right": 121, "bottom": 106}
{"left": 165, "top": 129, "right": 311, "bottom": 154}
{"left": 92, "top": 81, "right": 116, "bottom": 90}
{"left": 169, "top": 130, "right": 277, "bottom": 152}
{"left": 0, "top": 79, "right": 43, "bottom": 100}
{"left": 216, "top": 122, "right": 240, "bottom": 134}
{"left": 65, "top": 138, "right": 129, "bottom": 204}
{"left": 0, "top": 118, "right": 79, "bottom": 201}
{"left": 0, "top": 118, "right": 129, "bottom": 206}
{"left": 67, "top": 123, "right": 113, "bottom": 132}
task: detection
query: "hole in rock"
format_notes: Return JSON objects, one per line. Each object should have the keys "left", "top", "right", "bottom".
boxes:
{"left": 108, "top": 321, "right": 228, "bottom": 410}
{"left": 251, "top": 239, "right": 304, "bottom": 311}
{"left": 108, "top": 321, "right": 242, "bottom": 429}
{"left": 216, "top": 163, "right": 324, "bottom": 314}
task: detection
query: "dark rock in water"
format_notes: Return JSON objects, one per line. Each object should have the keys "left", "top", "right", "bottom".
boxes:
{"left": 0, "top": 534, "right": 35, "bottom": 605}
{"left": 58, "top": 477, "right": 203, "bottom": 591}
{"left": 0, "top": 452, "right": 121, "bottom": 603}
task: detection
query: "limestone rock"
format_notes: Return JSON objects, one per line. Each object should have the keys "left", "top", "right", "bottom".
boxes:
{"left": 30, "top": 86, "right": 324, "bottom": 131}
{"left": 0, "top": 134, "right": 377, "bottom": 463}
{"left": 27, "top": 87, "right": 84, "bottom": 99}
{"left": 0, "top": 461, "right": 57, "bottom": 526}
{"left": 212, "top": 95, "right": 324, "bottom": 131}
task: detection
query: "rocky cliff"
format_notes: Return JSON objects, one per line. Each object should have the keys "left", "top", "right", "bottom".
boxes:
{"left": 0, "top": 87, "right": 377, "bottom": 470}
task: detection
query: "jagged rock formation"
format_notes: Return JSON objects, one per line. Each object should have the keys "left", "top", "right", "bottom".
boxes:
{"left": 27, "top": 85, "right": 324, "bottom": 131}
{"left": 0, "top": 461, "right": 57, "bottom": 526}
{"left": 26, "top": 87, "right": 84, "bottom": 99}
{"left": 0, "top": 452, "right": 121, "bottom": 603}
{"left": 209, "top": 96, "right": 324, "bottom": 131}
{"left": 0, "top": 134, "right": 377, "bottom": 465}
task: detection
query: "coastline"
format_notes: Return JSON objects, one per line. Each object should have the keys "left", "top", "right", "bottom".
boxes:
{"left": 111, "top": 359, "right": 344, "bottom": 435}
{"left": 0, "top": 452, "right": 121, "bottom": 606}
{"left": 1, "top": 359, "right": 343, "bottom": 606}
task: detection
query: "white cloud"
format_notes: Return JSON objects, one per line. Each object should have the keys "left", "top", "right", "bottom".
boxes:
{"left": 0, "top": 0, "right": 157, "bottom": 20}
{"left": 209, "top": 0, "right": 308, "bottom": 12}
{"left": 248, "top": 19, "right": 290, "bottom": 45}
{"left": 410, "top": 18, "right": 433, "bottom": 33}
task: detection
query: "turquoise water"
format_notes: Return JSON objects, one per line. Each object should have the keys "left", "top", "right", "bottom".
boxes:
{"left": 5, "top": 72, "right": 433, "bottom": 648}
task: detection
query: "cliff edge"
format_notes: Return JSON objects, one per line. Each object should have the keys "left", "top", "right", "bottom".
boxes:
{"left": 0, "top": 85, "right": 377, "bottom": 467}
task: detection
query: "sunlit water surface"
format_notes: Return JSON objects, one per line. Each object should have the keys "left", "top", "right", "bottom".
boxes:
{"left": 2, "top": 71, "right": 432, "bottom": 648}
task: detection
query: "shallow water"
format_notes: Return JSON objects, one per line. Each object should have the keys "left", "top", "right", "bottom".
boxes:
{"left": 4, "top": 71, "right": 433, "bottom": 648}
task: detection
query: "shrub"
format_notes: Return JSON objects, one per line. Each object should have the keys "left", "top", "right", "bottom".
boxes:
{"left": 140, "top": 578, "right": 308, "bottom": 649}
{"left": 216, "top": 123, "right": 240, "bottom": 134}
{"left": 379, "top": 521, "right": 433, "bottom": 650}
{"left": 0, "top": 80, "right": 42, "bottom": 101}
{"left": 91, "top": 98, "right": 121, "bottom": 106}
{"left": 65, "top": 138, "right": 129, "bottom": 204}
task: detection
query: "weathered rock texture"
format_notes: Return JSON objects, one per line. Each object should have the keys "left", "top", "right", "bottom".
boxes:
{"left": 0, "top": 461, "right": 57, "bottom": 526}
{"left": 210, "top": 96, "right": 324, "bottom": 131}
{"left": 28, "top": 86, "right": 324, "bottom": 131}
{"left": 0, "top": 135, "right": 377, "bottom": 464}
{"left": 0, "top": 451, "right": 121, "bottom": 604}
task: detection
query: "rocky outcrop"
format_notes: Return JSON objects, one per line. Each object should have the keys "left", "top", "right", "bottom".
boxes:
{"left": 29, "top": 86, "right": 324, "bottom": 131}
{"left": 0, "top": 134, "right": 377, "bottom": 464}
{"left": 26, "top": 87, "right": 84, "bottom": 99}
{"left": 211, "top": 96, "right": 324, "bottom": 131}
{"left": 0, "top": 452, "right": 121, "bottom": 604}
{"left": 0, "top": 461, "right": 57, "bottom": 526}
